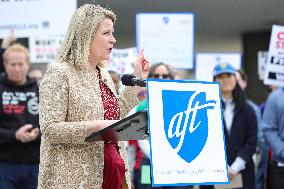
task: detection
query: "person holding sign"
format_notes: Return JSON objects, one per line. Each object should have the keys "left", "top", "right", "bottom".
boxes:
{"left": 200, "top": 63, "right": 257, "bottom": 189}
{"left": 38, "top": 4, "right": 150, "bottom": 189}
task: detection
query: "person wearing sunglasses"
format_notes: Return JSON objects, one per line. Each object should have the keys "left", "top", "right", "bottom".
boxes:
{"left": 127, "top": 63, "right": 190, "bottom": 189}
{"left": 148, "top": 63, "right": 175, "bottom": 80}
{"left": 136, "top": 63, "right": 174, "bottom": 103}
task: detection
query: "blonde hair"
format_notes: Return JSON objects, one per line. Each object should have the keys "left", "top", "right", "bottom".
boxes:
{"left": 3, "top": 43, "right": 30, "bottom": 63}
{"left": 57, "top": 4, "right": 116, "bottom": 70}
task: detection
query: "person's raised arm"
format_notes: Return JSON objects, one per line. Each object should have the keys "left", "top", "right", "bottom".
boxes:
{"left": 1, "top": 30, "right": 16, "bottom": 49}
{"left": 130, "top": 49, "right": 150, "bottom": 96}
{"left": 0, "top": 30, "right": 16, "bottom": 73}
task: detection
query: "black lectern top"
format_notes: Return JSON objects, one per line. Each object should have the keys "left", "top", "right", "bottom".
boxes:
{"left": 85, "top": 111, "right": 148, "bottom": 142}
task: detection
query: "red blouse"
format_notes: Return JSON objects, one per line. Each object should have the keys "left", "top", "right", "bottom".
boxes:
{"left": 98, "top": 73, "right": 126, "bottom": 189}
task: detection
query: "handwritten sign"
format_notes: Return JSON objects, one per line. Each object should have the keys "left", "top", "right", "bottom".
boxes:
{"left": 29, "top": 35, "right": 64, "bottom": 63}
{"left": 195, "top": 53, "right": 242, "bottom": 81}
{"left": 264, "top": 25, "right": 284, "bottom": 86}
{"left": 0, "top": 0, "right": 76, "bottom": 38}
{"left": 258, "top": 51, "right": 268, "bottom": 80}
{"left": 136, "top": 13, "right": 194, "bottom": 69}
{"left": 107, "top": 48, "right": 137, "bottom": 74}
{"left": 147, "top": 79, "right": 229, "bottom": 186}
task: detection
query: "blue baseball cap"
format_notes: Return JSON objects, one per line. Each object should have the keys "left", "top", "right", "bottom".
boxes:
{"left": 213, "top": 63, "right": 236, "bottom": 77}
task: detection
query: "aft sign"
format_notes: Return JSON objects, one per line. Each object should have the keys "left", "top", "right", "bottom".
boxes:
{"left": 264, "top": 25, "right": 284, "bottom": 86}
{"left": 147, "top": 79, "right": 228, "bottom": 187}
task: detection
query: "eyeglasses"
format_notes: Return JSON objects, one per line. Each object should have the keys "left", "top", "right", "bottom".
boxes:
{"left": 152, "top": 74, "right": 170, "bottom": 79}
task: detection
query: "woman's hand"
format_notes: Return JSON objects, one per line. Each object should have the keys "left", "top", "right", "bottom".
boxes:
{"left": 228, "top": 167, "right": 237, "bottom": 181}
{"left": 86, "top": 120, "right": 119, "bottom": 136}
{"left": 133, "top": 49, "right": 151, "bottom": 80}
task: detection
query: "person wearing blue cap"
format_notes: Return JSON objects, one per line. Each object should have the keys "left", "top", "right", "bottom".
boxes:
{"left": 200, "top": 63, "right": 257, "bottom": 189}
{"left": 213, "top": 62, "right": 236, "bottom": 77}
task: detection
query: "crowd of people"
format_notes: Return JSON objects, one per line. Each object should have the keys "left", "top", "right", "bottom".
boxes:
{"left": 0, "top": 3, "right": 283, "bottom": 189}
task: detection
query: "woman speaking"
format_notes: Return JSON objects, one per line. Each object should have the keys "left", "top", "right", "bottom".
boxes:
{"left": 38, "top": 4, "right": 150, "bottom": 189}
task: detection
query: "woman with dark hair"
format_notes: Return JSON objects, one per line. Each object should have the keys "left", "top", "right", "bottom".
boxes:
{"left": 200, "top": 63, "right": 257, "bottom": 189}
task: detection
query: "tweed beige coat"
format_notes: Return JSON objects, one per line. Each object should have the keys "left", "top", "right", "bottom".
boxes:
{"left": 38, "top": 63, "right": 139, "bottom": 189}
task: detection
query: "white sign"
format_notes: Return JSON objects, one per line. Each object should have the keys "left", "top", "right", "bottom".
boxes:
{"left": 136, "top": 13, "right": 194, "bottom": 69}
{"left": 264, "top": 25, "right": 284, "bottom": 86}
{"left": 195, "top": 53, "right": 242, "bottom": 81}
{"left": 0, "top": 0, "right": 76, "bottom": 38}
{"left": 258, "top": 51, "right": 268, "bottom": 80}
{"left": 107, "top": 48, "right": 137, "bottom": 74}
{"left": 29, "top": 35, "right": 64, "bottom": 63}
{"left": 147, "top": 79, "right": 228, "bottom": 186}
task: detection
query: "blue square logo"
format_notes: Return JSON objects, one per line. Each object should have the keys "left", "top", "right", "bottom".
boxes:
{"left": 162, "top": 90, "right": 216, "bottom": 163}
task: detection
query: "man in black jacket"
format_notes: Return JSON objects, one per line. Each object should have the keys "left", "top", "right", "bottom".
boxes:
{"left": 0, "top": 43, "right": 40, "bottom": 189}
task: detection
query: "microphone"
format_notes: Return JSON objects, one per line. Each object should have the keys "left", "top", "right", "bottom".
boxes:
{"left": 121, "top": 74, "right": 146, "bottom": 87}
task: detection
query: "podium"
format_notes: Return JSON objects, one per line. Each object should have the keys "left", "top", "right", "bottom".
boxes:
{"left": 85, "top": 110, "right": 148, "bottom": 142}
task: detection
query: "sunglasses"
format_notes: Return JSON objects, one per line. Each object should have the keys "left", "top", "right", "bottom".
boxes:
{"left": 152, "top": 74, "right": 170, "bottom": 79}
